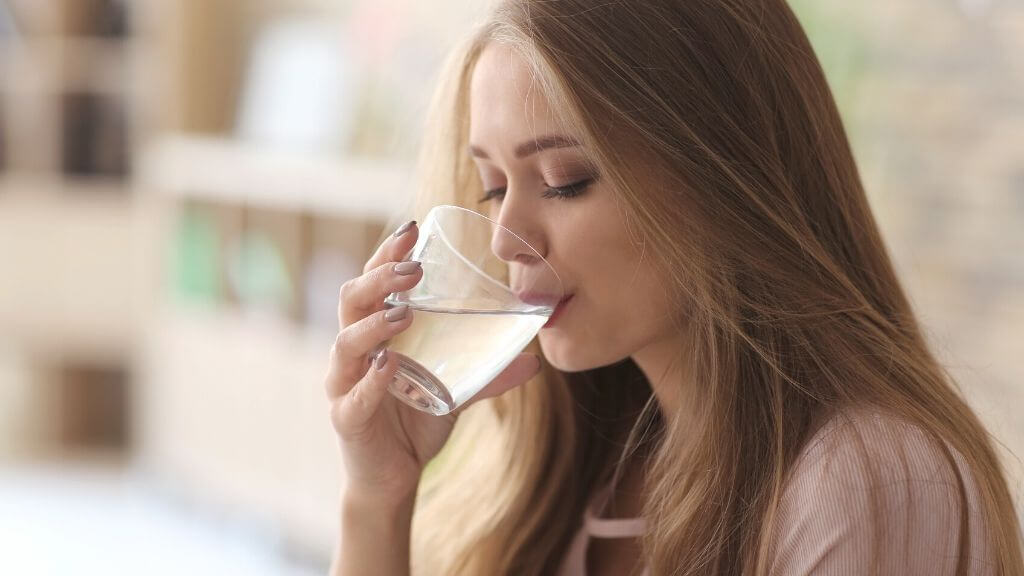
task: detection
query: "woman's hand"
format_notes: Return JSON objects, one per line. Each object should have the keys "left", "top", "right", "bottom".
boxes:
{"left": 325, "top": 220, "right": 542, "bottom": 507}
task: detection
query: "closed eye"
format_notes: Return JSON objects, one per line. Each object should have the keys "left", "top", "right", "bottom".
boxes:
{"left": 541, "top": 178, "right": 594, "bottom": 200}
{"left": 478, "top": 186, "right": 507, "bottom": 203}
{"left": 477, "top": 177, "right": 595, "bottom": 204}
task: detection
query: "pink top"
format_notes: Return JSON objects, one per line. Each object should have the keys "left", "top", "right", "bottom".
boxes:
{"left": 557, "top": 474, "right": 649, "bottom": 576}
{"left": 557, "top": 409, "right": 994, "bottom": 575}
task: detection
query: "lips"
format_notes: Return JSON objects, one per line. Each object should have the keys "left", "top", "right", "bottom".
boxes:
{"left": 516, "top": 291, "right": 565, "bottom": 307}
{"left": 542, "top": 294, "right": 574, "bottom": 328}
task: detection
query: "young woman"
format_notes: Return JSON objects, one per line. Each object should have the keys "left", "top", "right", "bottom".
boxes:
{"left": 325, "top": 1, "right": 1024, "bottom": 574}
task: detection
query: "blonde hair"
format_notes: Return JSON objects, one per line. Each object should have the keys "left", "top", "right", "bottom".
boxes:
{"left": 392, "top": 1, "right": 1024, "bottom": 574}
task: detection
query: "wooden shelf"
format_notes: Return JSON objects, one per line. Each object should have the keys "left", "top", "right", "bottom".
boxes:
{"left": 0, "top": 172, "right": 129, "bottom": 195}
{"left": 138, "top": 304, "right": 341, "bottom": 557}
{"left": 140, "top": 134, "right": 413, "bottom": 222}
{"left": 0, "top": 0, "right": 147, "bottom": 467}
{"left": 0, "top": 38, "right": 62, "bottom": 93}
{"left": 0, "top": 37, "right": 133, "bottom": 95}
{"left": 61, "top": 37, "right": 134, "bottom": 95}
{"left": 0, "top": 184, "right": 145, "bottom": 359}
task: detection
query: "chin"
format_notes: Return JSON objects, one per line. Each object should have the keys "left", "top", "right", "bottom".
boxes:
{"left": 538, "top": 331, "right": 620, "bottom": 373}
{"left": 537, "top": 332, "right": 579, "bottom": 371}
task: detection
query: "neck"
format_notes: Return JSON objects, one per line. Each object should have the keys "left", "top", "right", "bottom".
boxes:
{"left": 630, "top": 333, "right": 686, "bottom": 422}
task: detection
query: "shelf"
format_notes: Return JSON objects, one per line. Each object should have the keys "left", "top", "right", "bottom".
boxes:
{"left": 3, "top": 0, "right": 131, "bottom": 38}
{"left": 0, "top": 172, "right": 129, "bottom": 195}
{"left": 0, "top": 36, "right": 133, "bottom": 95}
{"left": 140, "top": 135, "right": 413, "bottom": 222}
{"left": 61, "top": 37, "right": 133, "bottom": 95}
{"left": 138, "top": 304, "right": 341, "bottom": 558}
{"left": 0, "top": 183, "right": 147, "bottom": 359}
{"left": 0, "top": 37, "right": 62, "bottom": 93}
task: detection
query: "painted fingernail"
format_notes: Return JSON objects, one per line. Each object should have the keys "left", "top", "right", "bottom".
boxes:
{"left": 393, "top": 220, "right": 416, "bottom": 238}
{"left": 385, "top": 305, "right": 409, "bottom": 322}
{"left": 374, "top": 347, "right": 389, "bottom": 370}
{"left": 394, "top": 261, "right": 422, "bottom": 275}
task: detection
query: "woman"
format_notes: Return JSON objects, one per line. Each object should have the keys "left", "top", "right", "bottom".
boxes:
{"left": 325, "top": 1, "right": 1024, "bottom": 574}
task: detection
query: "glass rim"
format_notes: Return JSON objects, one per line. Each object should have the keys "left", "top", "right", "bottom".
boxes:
{"left": 431, "top": 204, "right": 564, "bottom": 296}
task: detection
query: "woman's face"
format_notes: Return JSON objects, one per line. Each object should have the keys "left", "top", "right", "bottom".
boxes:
{"left": 468, "top": 43, "right": 675, "bottom": 372}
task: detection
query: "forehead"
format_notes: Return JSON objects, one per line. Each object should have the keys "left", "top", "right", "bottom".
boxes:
{"left": 469, "top": 43, "right": 561, "bottom": 137}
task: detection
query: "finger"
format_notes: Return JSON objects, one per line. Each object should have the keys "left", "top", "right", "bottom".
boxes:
{"left": 338, "top": 259, "right": 423, "bottom": 327}
{"left": 363, "top": 220, "right": 419, "bottom": 275}
{"left": 455, "top": 353, "right": 542, "bottom": 413}
{"left": 324, "top": 305, "right": 414, "bottom": 399}
{"left": 331, "top": 347, "right": 398, "bottom": 439}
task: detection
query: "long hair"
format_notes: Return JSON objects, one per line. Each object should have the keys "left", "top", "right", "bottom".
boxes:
{"left": 394, "top": 1, "right": 1024, "bottom": 574}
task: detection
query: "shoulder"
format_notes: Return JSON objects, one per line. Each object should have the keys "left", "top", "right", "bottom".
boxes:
{"left": 769, "top": 407, "right": 994, "bottom": 575}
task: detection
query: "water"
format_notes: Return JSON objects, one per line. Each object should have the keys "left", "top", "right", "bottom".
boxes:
{"left": 384, "top": 302, "right": 549, "bottom": 415}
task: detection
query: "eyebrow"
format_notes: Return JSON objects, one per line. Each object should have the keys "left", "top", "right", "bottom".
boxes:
{"left": 468, "top": 134, "right": 581, "bottom": 160}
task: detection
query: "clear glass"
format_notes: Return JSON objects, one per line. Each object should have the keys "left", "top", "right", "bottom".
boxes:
{"left": 382, "top": 205, "right": 563, "bottom": 415}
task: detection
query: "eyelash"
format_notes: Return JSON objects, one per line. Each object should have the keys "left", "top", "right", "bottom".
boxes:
{"left": 478, "top": 178, "right": 595, "bottom": 204}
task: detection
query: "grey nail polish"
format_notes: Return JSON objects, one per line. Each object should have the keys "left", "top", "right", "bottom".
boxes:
{"left": 368, "top": 343, "right": 385, "bottom": 360}
{"left": 385, "top": 305, "right": 409, "bottom": 322}
{"left": 374, "top": 348, "right": 389, "bottom": 370}
{"left": 393, "top": 220, "right": 416, "bottom": 238}
{"left": 394, "top": 261, "right": 422, "bottom": 275}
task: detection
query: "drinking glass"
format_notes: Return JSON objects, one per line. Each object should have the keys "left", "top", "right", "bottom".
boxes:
{"left": 382, "top": 205, "right": 563, "bottom": 415}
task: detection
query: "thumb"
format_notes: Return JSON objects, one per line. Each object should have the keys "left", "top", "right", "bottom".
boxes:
{"left": 465, "top": 353, "right": 542, "bottom": 407}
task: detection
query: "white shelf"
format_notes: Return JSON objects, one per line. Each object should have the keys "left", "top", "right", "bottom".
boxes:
{"left": 140, "top": 134, "right": 413, "bottom": 222}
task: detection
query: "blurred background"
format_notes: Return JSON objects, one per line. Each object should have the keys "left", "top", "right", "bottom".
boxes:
{"left": 0, "top": 0, "right": 1020, "bottom": 573}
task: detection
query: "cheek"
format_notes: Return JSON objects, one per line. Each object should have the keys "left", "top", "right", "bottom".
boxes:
{"left": 540, "top": 239, "right": 669, "bottom": 370}
{"left": 586, "top": 260, "right": 667, "bottom": 342}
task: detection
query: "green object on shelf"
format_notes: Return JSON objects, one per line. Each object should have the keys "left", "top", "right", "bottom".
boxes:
{"left": 172, "top": 206, "right": 221, "bottom": 305}
{"left": 228, "top": 231, "right": 294, "bottom": 315}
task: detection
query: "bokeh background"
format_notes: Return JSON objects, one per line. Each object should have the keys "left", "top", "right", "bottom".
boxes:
{"left": 0, "top": 0, "right": 1021, "bottom": 573}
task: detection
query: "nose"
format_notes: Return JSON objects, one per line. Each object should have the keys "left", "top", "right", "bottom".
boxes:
{"left": 489, "top": 191, "right": 546, "bottom": 265}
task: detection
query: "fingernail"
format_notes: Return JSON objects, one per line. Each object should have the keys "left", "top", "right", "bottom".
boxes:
{"left": 393, "top": 220, "right": 416, "bottom": 238}
{"left": 385, "top": 305, "right": 409, "bottom": 322}
{"left": 374, "top": 348, "right": 389, "bottom": 370}
{"left": 394, "top": 261, "right": 422, "bottom": 275}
